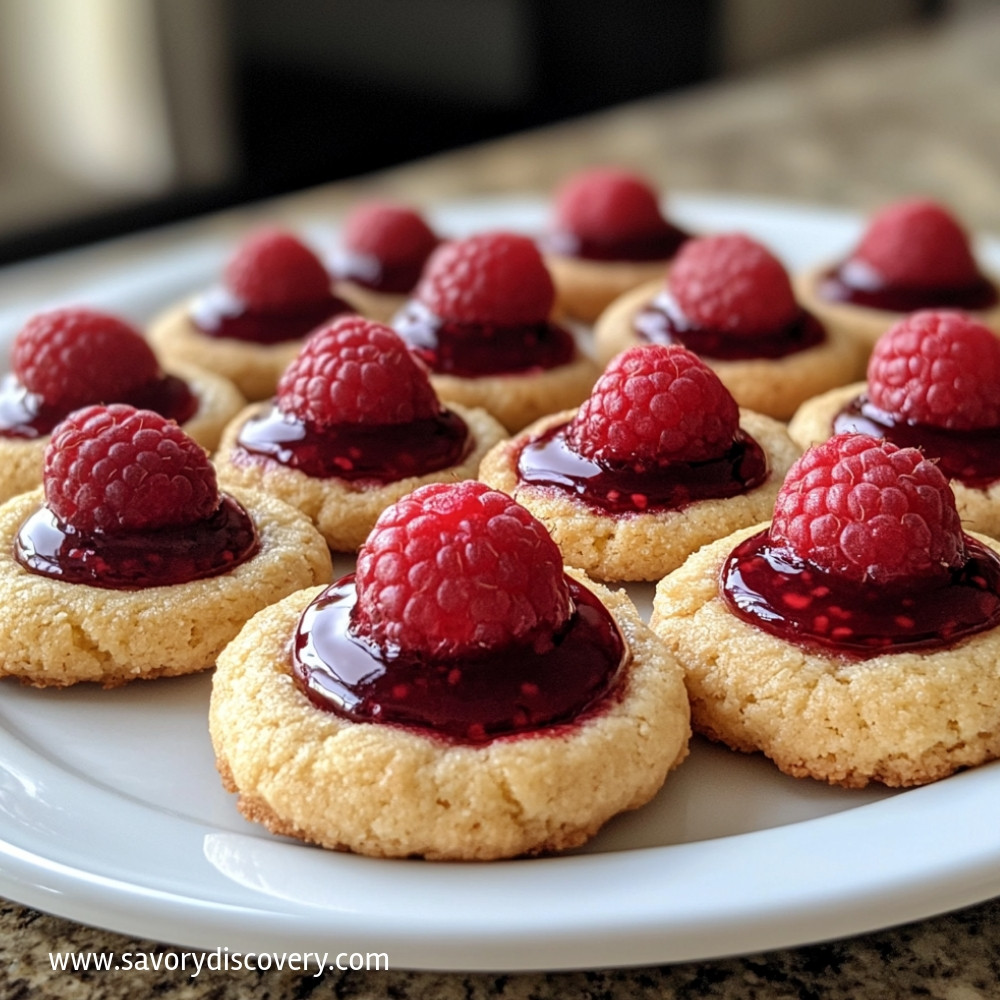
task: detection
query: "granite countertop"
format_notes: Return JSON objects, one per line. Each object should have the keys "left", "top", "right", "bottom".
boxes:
{"left": 4, "top": 4, "right": 1000, "bottom": 997}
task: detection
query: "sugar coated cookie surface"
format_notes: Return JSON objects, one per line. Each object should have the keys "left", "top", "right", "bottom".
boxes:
{"left": 545, "top": 255, "right": 671, "bottom": 324}
{"left": 210, "top": 571, "right": 691, "bottom": 860}
{"left": 427, "top": 354, "right": 600, "bottom": 433}
{"left": 650, "top": 525, "right": 1000, "bottom": 788}
{"left": 0, "top": 485, "right": 332, "bottom": 687}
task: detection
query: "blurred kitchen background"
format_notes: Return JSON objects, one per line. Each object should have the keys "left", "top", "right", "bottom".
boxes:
{"left": 0, "top": 0, "right": 957, "bottom": 265}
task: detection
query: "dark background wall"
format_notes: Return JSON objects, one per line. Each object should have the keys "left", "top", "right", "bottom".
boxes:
{"left": 0, "top": 0, "right": 943, "bottom": 266}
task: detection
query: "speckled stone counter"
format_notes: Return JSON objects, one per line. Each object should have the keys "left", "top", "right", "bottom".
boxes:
{"left": 3, "top": 3, "right": 1000, "bottom": 997}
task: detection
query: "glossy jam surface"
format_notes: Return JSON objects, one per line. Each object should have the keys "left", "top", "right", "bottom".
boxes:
{"left": 817, "top": 259, "right": 999, "bottom": 313}
{"left": 834, "top": 395, "right": 1000, "bottom": 489}
{"left": 292, "top": 575, "right": 628, "bottom": 744}
{"left": 190, "top": 286, "right": 352, "bottom": 345}
{"left": 516, "top": 422, "right": 768, "bottom": 515}
{"left": 330, "top": 248, "right": 425, "bottom": 295}
{"left": 540, "top": 224, "right": 689, "bottom": 263}
{"left": 14, "top": 494, "right": 259, "bottom": 590}
{"left": 234, "top": 403, "right": 471, "bottom": 482}
{"left": 721, "top": 528, "right": 1000, "bottom": 658}
{"left": 0, "top": 372, "right": 198, "bottom": 440}
{"left": 394, "top": 301, "right": 577, "bottom": 377}
{"left": 633, "top": 290, "right": 825, "bottom": 360}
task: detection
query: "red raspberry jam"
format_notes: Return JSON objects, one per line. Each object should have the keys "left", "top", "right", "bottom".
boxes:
{"left": 232, "top": 403, "right": 472, "bottom": 482}
{"left": 721, "top": 528, "right": 1000, "bottom": 658}
{"left": 817, "top": 260, "right": 999, "bottom": 313}
{"left": 0, "top": 372, "right": 198, "bottom": 440}
{"left": 292, "top": 575, "right": 628, "bottom": 744}
{"left": 633, "top": 290, "right": 826, "bottom": 360}
{"left": 393, "top": 301, "right": 577, "bottom": 377}
{"left": 516, "top": 422, "right": 768, "bottom": 515}
{"left": 190, "top": 286, "right": 353, "bottom": 345}
{"left": 14, "top": 494, "right": 259, "bottom": 590}
{"left": 540, "top": 224, "right": 689, "bottom": 263}
{"left": 833, "top": 395, "right": 1000, "bottom": 489}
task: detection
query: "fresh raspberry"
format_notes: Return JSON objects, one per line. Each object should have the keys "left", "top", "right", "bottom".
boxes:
{"left": 354, "top": 481, "right": 572, "bottom": 659}
{"left": 552, "top": 167, "right": 669, "bottom": 244}
{"left": 43, "top": 404, "right": 218, "bottom": 534}
{"left": 12, "top": 307, "right": 159, "bottom": 411}
{"left": 867, "top": 310, "right": 1000, "bottom": 430}
{"left": 277, "top": 316, "right": 441, "bottom": 427}
{"left": 414, "top": 231, "right": 555, "bottom": 326}
{"left": 851, "top": 198, "right": 981, "bottom": 289}
{"left": 769, "top": 433, "right": 965, "bottom": 586}
{"left": 667, "top": 233, "right": 800, "bottom": 336}
{"left": 567, "top": 345, "right": 739, "bottom": 465}
{"left": 224, "top": 228, "right": 331, "bottom": 310}
{"left": 341, "top": 201, "right": 438, "bottom": 269}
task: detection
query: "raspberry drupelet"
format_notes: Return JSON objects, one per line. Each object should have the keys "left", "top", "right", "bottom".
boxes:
{"left": 392, "top": 230, "right": 599, "bottom": 431}
{"left": 353, "top": 480, "right": 573, "bottom": 660}
{"left": 479, "top": 343, "right": 800, "bottom": 581}
{"left": 795, "top": 198, "right": 1000, "bottom": 354}
{"left": 214, "top": 316, "right": 507, "bottom": 551}
{"left": 767, "top": 433, "right": 965, "bottom": 587}
{"left": 566, "top": 343, "right": 741, "bottom": 467}
{"left": 209, "top": 475, "right": 691, "bottom": 859}
{"left": 594, "top": 232, "right": 866, "bottom": 420}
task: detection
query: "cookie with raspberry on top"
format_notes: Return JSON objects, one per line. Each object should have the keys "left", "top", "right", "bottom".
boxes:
{"left": 392, "top": 230, "right": 599, "bottom": 431}
{"left": 0, "top": 306, "right": 245, "bottom": 504}
{"left": 149, "top": 227, "right": 362, "bottom": 401}
{"left": 593, "top": 232, "right": 866, "bottom": 420}
{"left": 214, "top": 315, "right": 507, "bottom": 551}
{"left": 480, "top": 344, "right": 799, "bottom": 581}
{"left": 650, "top": 432, "right": 1000, "bottom": 788}
{"left": 210, "top": 480, "right": 690, "bottom": 860}
{"left": 794, "top": 198, "right": 1000, "bottom": 354}
{"left": 327, "top": 200, "right": 440, "bottom": 323}
{"left": 539, "top": 167, "right": 691, "bottom": 323}
{"left": 788, "top": 309, "right": 1000, "bottom": 538}
{"left": 0, "top": 404, "right": 331, "bottom": 686}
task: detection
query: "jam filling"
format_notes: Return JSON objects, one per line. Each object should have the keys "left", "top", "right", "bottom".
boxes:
{"left": 633, "top": 290, "right": 825, "bottom": 360}
{"left": 190, "top": 286, "right": 353, "bottom": 345}
{"left": 233, "top": 403, "right": 472, "bottom": 482}
{"left": 833, "top": 394, "right": 1000, "bottom": 489}
{"left": 330, "top": 248, "right": 427, "bottom": 295}
{"left": 516, "top": 422, "right": 768, "bottom": 515}
{"left": 540, "top": 224, "right": 689, "bottom": 263}
{"left": 0, "top": 372, "right": 198, "bottom": 441}
{"left": 721, "top": 528, "right": 1000, "bottom": 658}
{"left": 14, "top": 494, "right": 259, "bottom": 590}
{"left": 292, "top": 575, "right": 628, "bottom": 744}
{"left": 817, "top": 259, "right": 999, "bottom": 313}
{"left": 393, "top": 301, "right": 577, "bottom": 377}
